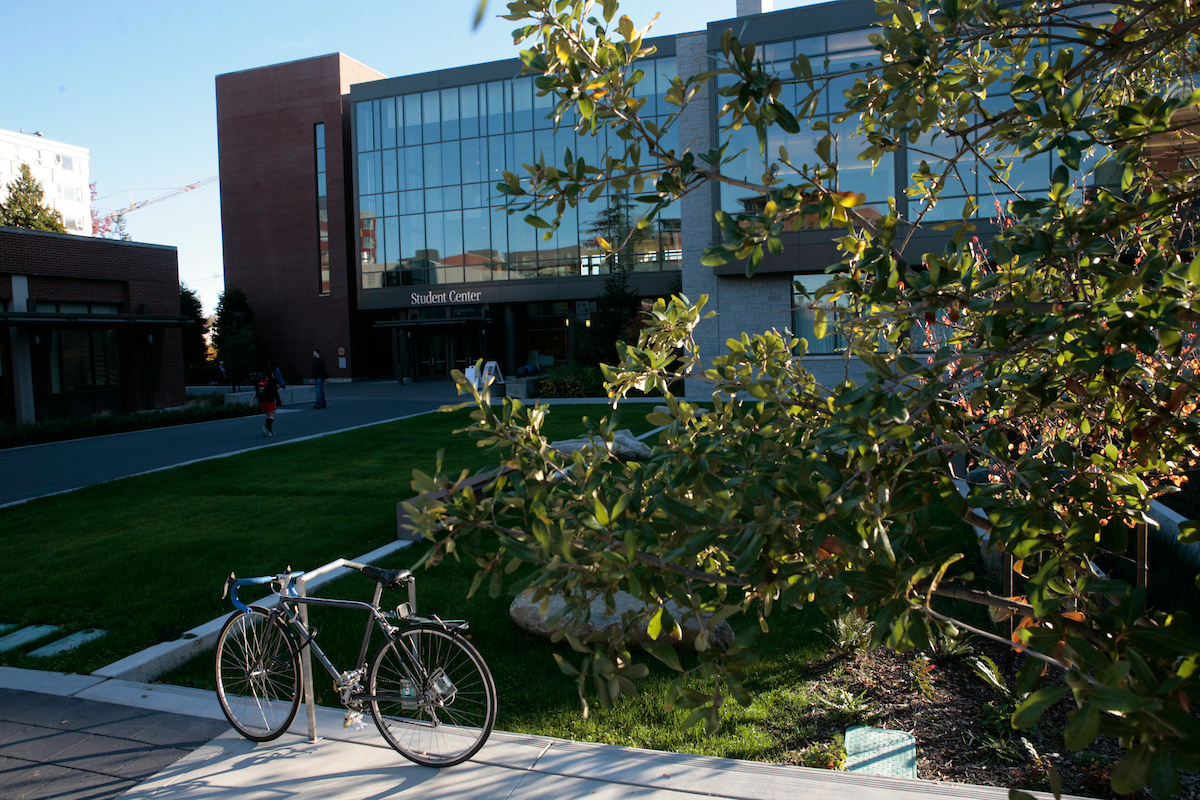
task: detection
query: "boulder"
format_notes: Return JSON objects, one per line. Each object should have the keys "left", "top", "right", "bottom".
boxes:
{"left": 509, "top": 591, "right": 734, "bottom": 651}
{"left": 549, "top": 429, "right": 651, "bottom": 460}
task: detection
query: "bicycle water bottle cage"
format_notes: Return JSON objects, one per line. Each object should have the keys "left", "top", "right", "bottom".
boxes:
{"left": 360, "top": 565, "right": 412, "bottom": 589}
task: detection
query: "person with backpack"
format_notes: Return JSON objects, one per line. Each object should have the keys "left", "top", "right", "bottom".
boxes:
{"left": 255, "top": 365, "right": 281, "bottom": 437}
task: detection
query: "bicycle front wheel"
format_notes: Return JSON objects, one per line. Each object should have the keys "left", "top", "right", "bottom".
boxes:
{"left": 214, "top": 607, "right": 301, "bottom": 741}
{"left": 368, "top": 624, "right": 496, "bottom": 767}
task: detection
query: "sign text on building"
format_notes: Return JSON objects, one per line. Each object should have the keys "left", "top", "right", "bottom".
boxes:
{"left": 410, "top": 289, "right": 484, "bottom": 305}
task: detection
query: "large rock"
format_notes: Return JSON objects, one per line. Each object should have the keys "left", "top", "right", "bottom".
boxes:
{"left": 549, "top": 429, "right": 651, "bottom": 460}
{"left": 509, "top": 591, "right": 734, "bottom": 651}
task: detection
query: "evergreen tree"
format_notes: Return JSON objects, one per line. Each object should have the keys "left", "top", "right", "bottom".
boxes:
{"left": 578, "top": 192, "right": 650, "bottom": 364}
{"left": 179, "top": 284, "right": 210, "bottom": 384}
{"left": 212, "top": 287, "right": 260, "bottom": 387}
{"left": 0, "top": 164, "right": 67, "bottom": 233}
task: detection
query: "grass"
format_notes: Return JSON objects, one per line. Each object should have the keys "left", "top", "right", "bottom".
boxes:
{"left": 0, "top": 402, "right": 640, "bottom": 676}
{"left": 1, "top": 395, "right": 991, "bottom": 765}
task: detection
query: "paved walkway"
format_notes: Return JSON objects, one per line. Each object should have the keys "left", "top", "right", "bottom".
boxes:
{"left": 0, "top": 669, "right": 1052, "bottom": 800}
{"left": 0, "top": 685, "right": 228, "bottom": 800}
{"left": 0, "top": 381, "right": 463, "bottom": 508}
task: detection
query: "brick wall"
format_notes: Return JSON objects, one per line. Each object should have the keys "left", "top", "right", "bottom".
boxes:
{"left": 217, "top": 53, "right": 385, "bottom": 382}
{"left": 0, "top": 225, "right": 186, "bottom": 412}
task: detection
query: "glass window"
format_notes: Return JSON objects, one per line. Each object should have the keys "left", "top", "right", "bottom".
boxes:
{"left": 441, "top": 87, "right": 460, "bottom": 141}
{"left": 654, "top": 57, "right": 676, "bottom": 117}
{"left": 382, "top": 98, "right": 399, "bottom": 149}
{"left": 404, "top": 94, "right": 422, "bottom": 145}
{"left": 359, "top": 152, "right": 382, "bottom": 195}
{"left": 400, "top": 215, "right": 425, "bottom": 261}
{"left": 792, "top": 273, "right": 846, "bottom": 354}
{"left": 401, "top": 190, "right": 424, "bottom": 215}
{"left": 425, "top": 187, "right": 444, "bottom": 213}
{"left": 827, "top": 29, "right": 873, "bottom": 52}
{"left": 382, "top": 216, "right": 400, "bottom": 267}
{"left": 488, "top": 136, "right": 506, "bottom": 181}
{"left": 382, "top": 149, "right": 398, "bottom": 193}
{"left": 462, "top": 138, "right": 485, "bottom": 184}
{"left": 441, "top": 140, "right": 462, "bottom": 186}
{"left": 400, "top": 146, "right": 422, "bottom": 191}
{"left": 422, "top": 91, "right": 441, "bottom": 143}
{"left": 534, "top": 82, "right": 555, "bottom": 129}
{"left": 424, "top": 144, "right": 444, "bottom": 187}
{"left": 384, "top": 192, "right": 399, "bottom": 217}
{"left": 512, "top": 77, "right": 533, "bottom": 131}
{"left": 461, "top": 84, "right": 480, "bottom": 138}
{"left": 487, "top": 82, "right": 505, "bottom": 135}
{"left": 357, "top": 102, "right": 376, "bottom": 152}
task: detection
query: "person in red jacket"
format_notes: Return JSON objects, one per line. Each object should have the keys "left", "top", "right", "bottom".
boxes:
{"left": 256, "top": 365, "right": 281, "bottom": 437}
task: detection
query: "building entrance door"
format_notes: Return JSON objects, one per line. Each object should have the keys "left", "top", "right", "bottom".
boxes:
{"left": 415, "top": 333, "right": 448, "bottom": 381}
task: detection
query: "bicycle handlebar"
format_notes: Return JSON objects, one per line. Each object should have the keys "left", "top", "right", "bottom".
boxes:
{"left": 222, "top": 570, "right": 305, "bottom": 613}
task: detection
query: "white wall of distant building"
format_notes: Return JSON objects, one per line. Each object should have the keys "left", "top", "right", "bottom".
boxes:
{"left": 0, "top": 129, "right": 91, "bottom": 235}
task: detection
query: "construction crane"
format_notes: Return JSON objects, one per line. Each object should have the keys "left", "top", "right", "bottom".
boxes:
{"left": 101, "top": 175, "right": 219, "bottom": 222}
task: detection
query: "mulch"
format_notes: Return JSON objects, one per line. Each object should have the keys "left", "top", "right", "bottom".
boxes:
{"left": 807, "top": 644, "right": 1200, "bottom": 800}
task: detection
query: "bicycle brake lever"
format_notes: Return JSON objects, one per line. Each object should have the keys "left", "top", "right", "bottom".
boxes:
{"left": 222, "top": 573, "right": 236, "bottom": 600}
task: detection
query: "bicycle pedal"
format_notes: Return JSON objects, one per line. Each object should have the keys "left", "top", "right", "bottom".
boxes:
{"left": 343, "top": 710, "right": 367, "bottom": 730}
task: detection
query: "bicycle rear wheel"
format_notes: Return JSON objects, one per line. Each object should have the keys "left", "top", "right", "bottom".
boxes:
{"left": 368, "top": 624, "right": 496, "bottom": 767}
{"left": 214, "top": 607, "right": 301, "bottom": 741}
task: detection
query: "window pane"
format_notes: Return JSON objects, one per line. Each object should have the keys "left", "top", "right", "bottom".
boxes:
{"left": 381, "top": 98, "right": 398, "bottom": 149}
{"left": 512, "top": 77, "right": 533, "bottom": 131}
{"left": 404, "top": 95, "right": 422, "bottom": 145}
{"left": 441, "top": 87, "right": 460, "bottom": 141}
{"left": 422, "top": 91, "right": 441, "bottom": 143}
{"left": 400, "top": 146, "right": 422, "bottom": 190}
{"left": 356, "top": 102, "right": 375, "bottom": 152}
{"left": 359, "top": 152, "right": 382, "bottom": 195}
{"left": 792, "top": 273, "right": 845, "bottom": 354}
{"left": 424, "top": 144, "right": 444, "bottom": 187}
{"left": 382, "top": 149, "right": 398, "bottom": 193}
{"left": 461, "top": 84, "right": 480, "bottom": 138}
{"left": 401, "top": 189, "right": 424, "bottom": 215}
{"left": 488, "top": 136, "right": 506, "bottom": 181}
{"left": 441, "top": 140, "right": 461, "bottom": 186}
{"left": 400, "top": 215, "right": 425, "bottom": 261}
{"left": 487, "top": 82, "right": 505, "bottom": 135}
{"left": 462, "top": 138, "right": 485, "bottom": 184}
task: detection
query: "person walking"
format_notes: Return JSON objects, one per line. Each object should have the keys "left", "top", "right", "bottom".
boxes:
{"left": 256, "top": 365, "right": 281, "bottom": 437}
{"left": 311, "top": 349, "right": 329, "bottom": 409}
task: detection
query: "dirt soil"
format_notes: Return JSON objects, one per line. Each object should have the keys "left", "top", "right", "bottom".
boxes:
{"left": 820, "top": 644, "right": 1199, "bottom": 800}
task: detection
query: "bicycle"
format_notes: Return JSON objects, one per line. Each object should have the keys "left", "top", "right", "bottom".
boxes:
{"left": 215, "top": 559, "right": 496, "bottom": 767}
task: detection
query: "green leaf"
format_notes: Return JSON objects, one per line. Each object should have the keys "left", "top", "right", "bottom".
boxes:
{"left": 1110, "top": 743, "right": 1154, "bottom": 795}
{"left": 1063, "top": 704, "right": 1100, "bottom": 750}
{"left": 1012, "top": 686, "right": 1068, "bottom": 729}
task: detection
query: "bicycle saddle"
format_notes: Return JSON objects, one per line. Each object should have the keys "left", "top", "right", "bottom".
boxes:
{"left": 360, "top": 565, "right": 412, "bottom": 589}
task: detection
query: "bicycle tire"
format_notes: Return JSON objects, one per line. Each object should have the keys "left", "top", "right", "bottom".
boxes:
{"left": 367, "top": 624, "right": 496, "bottom": 767}
{"left": 214, "top": 607, "right": 302, "bottom": 741}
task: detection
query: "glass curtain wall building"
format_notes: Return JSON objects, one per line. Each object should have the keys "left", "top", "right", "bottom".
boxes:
{"left": 350, "top": 48, "right": 682, "bottom": 381}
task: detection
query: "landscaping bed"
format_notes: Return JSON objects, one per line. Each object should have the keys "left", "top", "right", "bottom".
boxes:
{"left": 0, "top": 398, "right": 257, "bottom": 449}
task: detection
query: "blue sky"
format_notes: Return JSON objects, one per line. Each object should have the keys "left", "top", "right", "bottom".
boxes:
{"left": 3, "top": 0, "right": 812, "bottom": 314}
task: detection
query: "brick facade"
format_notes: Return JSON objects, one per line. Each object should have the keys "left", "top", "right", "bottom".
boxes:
{"left": 216, "top": 53, "right": 385, "bottom": 382}
{"left": 0, "top": 225, "right": 186, "bottom": 420}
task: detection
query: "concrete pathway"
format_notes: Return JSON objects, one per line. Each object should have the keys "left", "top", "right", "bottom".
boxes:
{"left": 0, "top": 684, "right": 228, "bottom": 800}
{"left": 0, "top": 668, "right": 1063, "bottom": 800}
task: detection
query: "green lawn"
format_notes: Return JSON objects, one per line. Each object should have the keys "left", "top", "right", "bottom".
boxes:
{"left": 1, "top": 398, "right": 984, "bottom": 765}
{"left": 0, "top": 402, "right": 640, "bottom": 675}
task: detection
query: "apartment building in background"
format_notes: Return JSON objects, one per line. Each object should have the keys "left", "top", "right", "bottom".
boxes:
{"left": 0, "top": 128, "right": 91, "bottom": 236}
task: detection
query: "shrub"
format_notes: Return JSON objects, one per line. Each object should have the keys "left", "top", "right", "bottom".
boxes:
{"left": 536, "top": 362, "right": 606, "bottom": 398}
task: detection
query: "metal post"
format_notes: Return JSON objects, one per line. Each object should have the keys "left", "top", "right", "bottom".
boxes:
{"left": 296, "top": 577, "right": 318, "bottom": 744}
{"left": 1137, "top": 522, "right": 1149, "bottom": 588}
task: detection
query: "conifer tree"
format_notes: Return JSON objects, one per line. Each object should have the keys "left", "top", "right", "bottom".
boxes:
{"left": 0, "top": 164, "right": 67, "bottom": 233}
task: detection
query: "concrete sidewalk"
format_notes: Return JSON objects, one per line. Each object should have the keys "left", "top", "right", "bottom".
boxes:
{"left": 0, "top": 668, "right": 1047, "bottom": 800}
